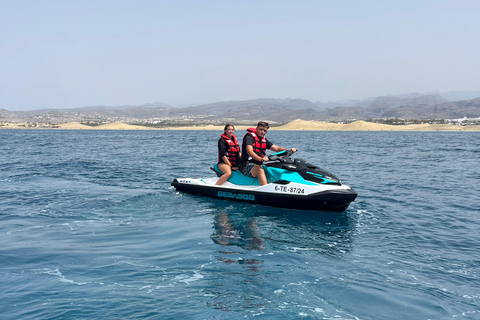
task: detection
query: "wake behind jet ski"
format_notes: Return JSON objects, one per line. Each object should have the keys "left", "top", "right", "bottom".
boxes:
{"left": 171, "top": 150, "right": 357, "bottom": 212}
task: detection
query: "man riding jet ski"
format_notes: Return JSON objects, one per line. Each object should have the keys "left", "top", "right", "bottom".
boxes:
{"left": 237, "top": 121, "right": 297, "bottom": 186}
{"left": 171, "top": 149, "right": 357, "bottom": 212}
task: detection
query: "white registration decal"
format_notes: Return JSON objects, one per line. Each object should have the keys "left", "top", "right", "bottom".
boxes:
{"left": 274, "top": 185, "right": 305, "bottom": 194}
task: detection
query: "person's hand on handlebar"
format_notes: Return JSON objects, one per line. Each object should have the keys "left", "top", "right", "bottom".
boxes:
{"left": 291, "top": 148, "right": 297, "bottom": 153}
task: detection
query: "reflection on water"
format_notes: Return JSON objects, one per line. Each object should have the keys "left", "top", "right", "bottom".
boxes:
{"left": 206, "top": 210, "right": 266, "bottom": 312}
{"left": 212, "top": 212, "right": 265, "bottom": 250}
{"left": 211, "top": 212, "right": 264, "bottom": 271}
{"left": 210, "top": 204, "right": 357, "bottom": 257}
{"left": 205, "top": 205, "right": 357, "bottom": 314}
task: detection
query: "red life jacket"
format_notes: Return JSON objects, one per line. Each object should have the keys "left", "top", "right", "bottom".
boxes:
{"left": 218, "top": 134, "right": 240, "bottom": 166}
{"left": 246, "top": 128, "right": 267, "bottom": 158}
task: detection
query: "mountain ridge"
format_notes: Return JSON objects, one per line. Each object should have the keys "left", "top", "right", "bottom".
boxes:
{"left": 2, "top": 93, "right": 480, "bottom": 123}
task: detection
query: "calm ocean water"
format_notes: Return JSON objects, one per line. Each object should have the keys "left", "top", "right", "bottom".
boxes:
{"left": 1, "top": 129, "right": 479, "bottom": 319}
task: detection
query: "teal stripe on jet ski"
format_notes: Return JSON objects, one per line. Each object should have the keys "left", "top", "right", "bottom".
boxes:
{"left": 266, "top": 167, "right": 318, "bottom": 186}
{"left": 229, "top": 171, "right": 260, "bottom": 185}
{"left": 213, "top": 164, "right": 260, "bottom": 185}
{"left": 213, "top": 164, "right": 319, "bottom": 186}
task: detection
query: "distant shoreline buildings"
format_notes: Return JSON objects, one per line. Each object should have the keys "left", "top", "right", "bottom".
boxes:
{"left": 2, "top": 118, "right": 480, "bottom": 131}
{"left": 2, "top": 94, "right": 480, "bottom": 129}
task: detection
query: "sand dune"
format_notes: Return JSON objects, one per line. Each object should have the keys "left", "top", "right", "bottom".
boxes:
{"left": 57, "top": 122, "right": 93, "bottom": 129}
{"left": 394, "top": 124, "right": 431, "bottom": 130}
{"left": 275, "top": 119, "right": 478, "bottom": 131}
{"left": 413, "top": 124, "right": 465, "bottom": 131}
{"left": 275, "top": 119, "right": 341, "bottom": 131}
{"left": 5, "top": 119, "right": 477, "bottom": 131}
{"left": 163, "top": 124, "right": 249, "bottom": 131}
{"left": 340, "top": 120, "right": 397, "bottom": 131}
{"left": 93, "top": 122, "right": 154, "bottom": 130}
{"left": 463, "top": 125, "right": 480, "bottom": 131}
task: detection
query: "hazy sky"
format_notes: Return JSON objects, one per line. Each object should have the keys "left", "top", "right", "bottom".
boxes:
{"left": 1, "top": 0, "right": 479, "bottom": 110}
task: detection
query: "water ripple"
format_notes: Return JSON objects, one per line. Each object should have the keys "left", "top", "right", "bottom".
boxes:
{"left": 1, "top": 130, "right": 479, "bottom": 319}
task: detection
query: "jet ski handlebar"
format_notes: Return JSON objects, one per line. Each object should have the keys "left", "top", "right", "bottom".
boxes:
{"left": 267, "top": 149, "right": 296, "bottom": 162}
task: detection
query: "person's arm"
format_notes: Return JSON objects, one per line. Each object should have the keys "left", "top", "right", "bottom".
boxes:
{"left": 269, "top": 145, "right": 297, "bottom": 153}
{"left": 244, "top": 135, "right": 266, "bottom": 162}
{"left": 221, "top": 155, "right": 231, "bottom": 166}
{"left": 246, "top": 145, "right": 265, "bottom": 162}
{"left": 218, "top": 140, "right": 232, "bottom": 166}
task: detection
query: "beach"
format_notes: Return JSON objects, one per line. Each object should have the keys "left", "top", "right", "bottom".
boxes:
{"left": 2, "top": 119, "right": 479, "bottom": 131}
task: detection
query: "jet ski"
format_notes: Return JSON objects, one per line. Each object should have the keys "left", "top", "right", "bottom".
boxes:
{"left": 171, "top": 150, "right": 357, "bottom": 212}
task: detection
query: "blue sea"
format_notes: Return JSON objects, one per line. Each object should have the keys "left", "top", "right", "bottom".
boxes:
{"left": 1, "top": 129, "right": 479, "bottom": 319}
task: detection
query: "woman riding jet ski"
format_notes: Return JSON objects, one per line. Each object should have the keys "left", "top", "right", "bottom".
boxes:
{"left": 171, "top": 150, "right": 357, "bottom": 212}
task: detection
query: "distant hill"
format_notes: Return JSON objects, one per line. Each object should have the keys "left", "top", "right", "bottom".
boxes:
{"left": 439, "top": 90, "right": 480, "bottom": 101}
{"left": 165, "top": 98, "right": 318, "bottom": 121}
{"left": 29, "top": 102, "right": 172, "bottom": 113}
{"left": 381, "top": 97, "right": 480, "bottom": 119}
{"left": 2, "top": 93, "right": 480, "bottom": 123}
{"left": 317, "top": 93, "right": 453, "bottom": 120}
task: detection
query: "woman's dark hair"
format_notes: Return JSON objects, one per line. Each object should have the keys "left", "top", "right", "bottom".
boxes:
{"left": 224, "top": 123, "right": 235, "bottom": 132}
{"left": 257, "top": 121, "right": 270, "bottom": 129}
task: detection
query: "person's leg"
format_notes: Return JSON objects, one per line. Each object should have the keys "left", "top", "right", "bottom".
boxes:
{"left": 215, "top": 163, "right": 232, "bottom": 185}
{"left": 250, "top": 165, "right": 267, "bottom": 186}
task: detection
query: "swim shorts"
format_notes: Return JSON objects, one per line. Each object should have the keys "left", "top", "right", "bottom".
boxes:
{"left": 240, "top": 162, "right": 256, "bottom": 178}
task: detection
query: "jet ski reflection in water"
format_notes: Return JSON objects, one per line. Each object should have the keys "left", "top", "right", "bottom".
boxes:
{"left": 171, "top": 150, "right": 357, "bottom": 212}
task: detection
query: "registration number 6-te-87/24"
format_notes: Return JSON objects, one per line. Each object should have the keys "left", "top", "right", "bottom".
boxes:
{"left": 275, "top": 186, "right": 305, "bottom": 194}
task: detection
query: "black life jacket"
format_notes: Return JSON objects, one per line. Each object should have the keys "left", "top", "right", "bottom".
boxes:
{"left": 246, "top": 128, "right": 267, "bottom": 159}
{"left": 218, "top": 134, "right": 240, "bottom": 166}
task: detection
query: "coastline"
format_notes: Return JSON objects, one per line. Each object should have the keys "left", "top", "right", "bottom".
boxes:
{"left": 1, "top": 120, "right": 479, "bottom": 131}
